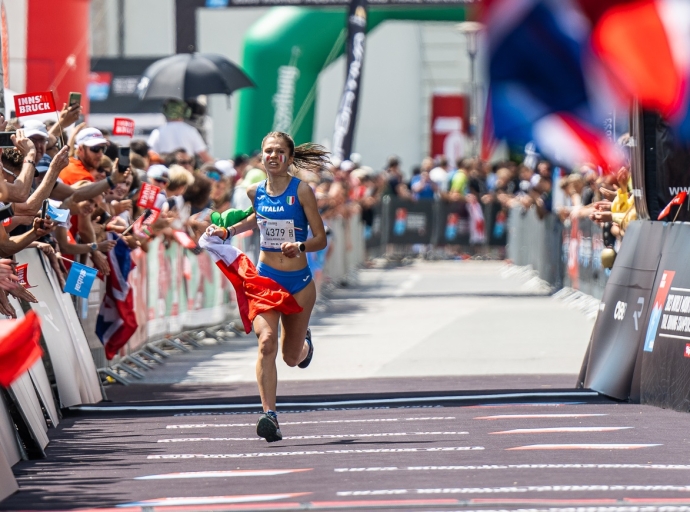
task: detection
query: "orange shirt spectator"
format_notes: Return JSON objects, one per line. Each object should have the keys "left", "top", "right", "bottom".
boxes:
{"left": 59, "top": 157, "right": 94, "bottom": 185}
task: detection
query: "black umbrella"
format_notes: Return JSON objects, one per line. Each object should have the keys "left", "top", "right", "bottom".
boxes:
{"left": 137, "top": 53, "right": 254, "bottom": 101}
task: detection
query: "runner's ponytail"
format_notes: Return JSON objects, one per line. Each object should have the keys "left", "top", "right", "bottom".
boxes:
{"left": 262, "top": 131, "right": 330, "bottom": 173}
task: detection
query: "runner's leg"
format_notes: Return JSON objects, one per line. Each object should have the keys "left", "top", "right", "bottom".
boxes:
{"left": 253, "top": 310, "right": 281, "bottom": 411}
{"left": 281, "top": 281, "right": 316, "bottom": 366}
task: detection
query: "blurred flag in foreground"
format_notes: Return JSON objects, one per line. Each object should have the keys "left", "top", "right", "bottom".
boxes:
{"left": 588, "top": 0, "right": 690, "bottom": 139}
{"left": 199, "top": 234, "right": 302, "bottom": 333}
{"left": 96, "top": 235, "right": 137, "bottom": 359}
{"left": 0, "top": 311, "right": 42, "bottom": 388}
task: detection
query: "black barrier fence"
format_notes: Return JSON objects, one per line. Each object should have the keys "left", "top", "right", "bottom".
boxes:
{"left": 569, "top": 220, "right": 690, "bottom": 411}
{"left": 365, "top": 197, "right": 509, "bottom": 254}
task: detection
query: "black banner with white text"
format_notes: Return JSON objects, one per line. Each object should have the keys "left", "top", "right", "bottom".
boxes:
{"left": 332, "top": 0, "right": 367, "bottom": 162}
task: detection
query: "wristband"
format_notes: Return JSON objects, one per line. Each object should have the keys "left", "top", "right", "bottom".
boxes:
{"left": 219, "top": 227, "right": 228, "bottom": 240}
{"left": 24, "top": 159, "right": 35, "bottom": 166}
{"left": 106, "top": 176, "right": 116, "bottom": 189}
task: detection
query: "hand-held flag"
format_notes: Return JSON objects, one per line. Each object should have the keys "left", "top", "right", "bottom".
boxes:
{"left": 658, "top": 191, "right": 688, "bottom": 220}
{"left": 64, "top": 261, "right": 98, "bottom": 298}
{"left": 199, "top": 233, "right": 302, "bottom": 333}
{"left": 0, "top": 311, "right": 42, "bottom": 388}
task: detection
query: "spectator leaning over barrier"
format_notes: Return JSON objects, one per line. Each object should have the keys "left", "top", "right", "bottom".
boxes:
{"left": 54, "top": 180, "right": 117, "bottom": 260}
{"left": 60, "top": 128, "right": 110, "bottom": 185}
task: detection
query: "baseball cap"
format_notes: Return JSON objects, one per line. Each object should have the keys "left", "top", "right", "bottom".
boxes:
{"left": 147, "top": 164, "right": 169, "bottom": 183}
{"left": 35, "top": 154, "right": 51, "bottom": 174}
{"left": 22, "top": 119, "right": 49, "bottom": 140}
{"left": 340, "top": 160, "right": 355, "bottom": 172}
{"left": 214, "top": 160, "right": 237, "bottom": 179}
{"left": 75, "top": 127, "right": 108, "bottom": 147}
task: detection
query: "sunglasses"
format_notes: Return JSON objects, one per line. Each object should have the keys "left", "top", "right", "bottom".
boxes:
{"left": 153, "top": 178, "right": 168, "bottom": 184}
{"left": 206, "top": 171, "right": 222, "bottom": 182}
{"left": 95, "top": 167, "right": 109, "bottom": 174}
{"left": 178, "top": 159, "right": 194, "bottom": 166}
{"left": 88, "top": 146, "right": 106, "bottom": 153}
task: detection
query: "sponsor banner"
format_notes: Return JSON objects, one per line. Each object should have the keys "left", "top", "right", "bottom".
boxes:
{"left": 112, "top": 117, "right": 135, "bottom": 137}
{"left": 641, "top": 223, "right": 690, "bottom": 410}
{"left": 438, "top": 200, "right": 470, "bottom": 246}
{"left": 137, "top": 183, "right": 160, "bottom": 209}
{"left": 331, "top": 0, "right": 367, "bottom": 161}
{"left": 13, "top": 91, "right": 56, "bottom": 117}
{"left": 583, "top": 221, "right": 665, "bottom": 401}
{"left": 387, "top": 198, "right": 434, "bottom": 245}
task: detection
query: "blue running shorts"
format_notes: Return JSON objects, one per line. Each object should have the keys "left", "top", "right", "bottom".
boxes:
{"left": 257, "top": 262, "right": 313, "bottom": 295}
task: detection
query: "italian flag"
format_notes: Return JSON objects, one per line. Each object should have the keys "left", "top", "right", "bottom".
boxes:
{"left": 199, "top": 234, "right": 303, "bottom": 333}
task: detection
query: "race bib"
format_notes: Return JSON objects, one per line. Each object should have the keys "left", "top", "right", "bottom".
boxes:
{"left": 259, "top": 218, "right": 296, "bottom": 250}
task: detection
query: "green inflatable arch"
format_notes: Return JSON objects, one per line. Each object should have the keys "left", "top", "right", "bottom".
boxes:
{"left": 234, "top": 6, "right": 474, "bottom": 155}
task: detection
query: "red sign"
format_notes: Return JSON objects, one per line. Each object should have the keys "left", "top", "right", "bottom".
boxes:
{"left": 430, "top": 93, "right": 469, "bottom": 163}
{"left": 137, "top": 183, "right": 160, "bottom": 209}
{"left": 113, "top": 117, "right": 135, "bottom": 137}
{"left": 15, "top": 263, "right": 33, "bottom": 289}
{"left": 14, "top": 91, "right": 57, "bottom": 117}
{"left": 685, "top": 344, "right": 690, "bottom": 358}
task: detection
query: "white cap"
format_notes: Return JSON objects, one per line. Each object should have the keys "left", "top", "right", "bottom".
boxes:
{"left": 147, "top": 164, "right": 169, "bottom": 182}
{"left": 22, "top": 119, "right": 48, "bottom": 139}
{"left": 214, "top": 159, "right": 237, "bottom": 178}
{"left": 350, "top": 153, "right": 362, "bottom": 166}
{"left": 75, "top": 127, "right": 108, "bottom": 147}
{"left": 340, "top": 160, "right": 355, "bottom": 172}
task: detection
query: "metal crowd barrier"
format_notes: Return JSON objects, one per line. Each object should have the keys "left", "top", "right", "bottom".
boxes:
{"left": 506, "top": 206, "right": 609, "bottom": 299}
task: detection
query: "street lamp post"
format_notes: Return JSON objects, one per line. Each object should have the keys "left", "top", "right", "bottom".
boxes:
{"left": 457, "top": 21, "right": 484, "bottom": 159}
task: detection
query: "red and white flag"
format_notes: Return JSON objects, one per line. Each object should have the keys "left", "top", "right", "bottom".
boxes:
{"left": 0, "top": 311, "right": 42, "bottom": 387}
{"left": 199, "top": 234, "right": 302, "bottom": 333}
{"left": 658, "top": 190, "right": 688, "bottom": 220}
{"left": 113, "top": 117, "right": 135, "bottom": 137}
{"left": 137, "top": 183, "right": 160, "bottom": 209}
{"left": 13, "top": 91, "right": 56, "bottom": 117}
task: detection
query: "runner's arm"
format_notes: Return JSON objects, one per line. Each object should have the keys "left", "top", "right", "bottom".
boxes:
{"left": 297, "top": 181, "right": 327, "bottom": 252}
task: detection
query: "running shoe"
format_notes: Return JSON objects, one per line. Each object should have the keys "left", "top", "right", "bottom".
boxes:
{"left": 298, "top": 327, "right": 313, "bottom": 369}
{"left": 256, "top": 412, "right": 282, "bottom": 442}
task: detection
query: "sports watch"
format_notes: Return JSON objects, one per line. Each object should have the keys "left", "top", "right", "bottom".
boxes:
{"left": 298, "top": 242, "right": 306, "bottom": 253}
{"left": 89, "top": 242, "right": 98, "bottom": 252}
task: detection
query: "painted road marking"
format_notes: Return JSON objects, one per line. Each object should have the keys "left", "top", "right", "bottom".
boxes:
{"left": 158, "top": 431, "right": 468, "bottom": 443}
{"left": 334, "top": 464, "right": 690, "bottom": 472}
{"left": 337, "top": 485, "right": 690, "bottom": 496}
{"left": 135, "top": 469, "right": 312, "bottom": 480}
{"left": 491, "top": 427, "right": 632, "bottom": 434}
{"left": 72, "top": 391, "right": 598, "bottom": 412}
{"left": 166, "top": 417, "right": 457, "bottom": 429}
{"left": 507, "top": 444, "right": 662, "bottom": 450}
{"left": 468, "top": 402, "right": 586, "bottom": 408}
{"left": 117, "top": 493, "right": 310, "bottom": 507}
{"left": 475, "top": 414, "right": 608, "bottom": 420}
{"left": 147, "top": 446, "right": 485, "bottom": 460}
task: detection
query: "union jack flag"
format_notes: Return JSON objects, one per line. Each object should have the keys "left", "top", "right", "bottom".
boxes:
{"left": 95, "top": 234, "right": 138, "bottom": 359}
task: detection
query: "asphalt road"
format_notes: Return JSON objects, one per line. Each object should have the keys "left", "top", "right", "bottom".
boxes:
{"left": 6, "top": 261, "right": 690, "bottom": 511}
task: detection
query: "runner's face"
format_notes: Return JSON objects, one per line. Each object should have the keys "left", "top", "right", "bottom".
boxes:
{"left": 262, "top": 137, "right": 293, "bottom": 175}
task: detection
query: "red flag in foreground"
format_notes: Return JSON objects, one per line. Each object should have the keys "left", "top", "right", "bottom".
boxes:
{"left": 0, "top": 311, "right": 42, "bottom": 387}
{"left": 199, "top": 234, "right": 302, "bottom": 333}
{"left": 658, "top": 191, "right": 688, "bottom": 220}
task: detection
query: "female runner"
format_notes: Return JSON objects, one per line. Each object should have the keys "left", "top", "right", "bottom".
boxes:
{"left": 207, "top": 131, "right": 328, "bottom": 442}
